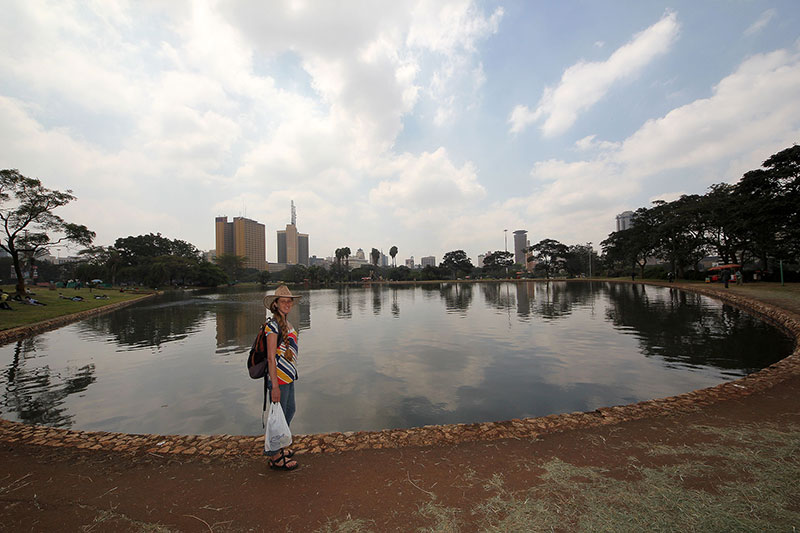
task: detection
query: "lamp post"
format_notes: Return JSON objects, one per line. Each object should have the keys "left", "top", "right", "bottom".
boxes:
{"left": 587, "top": 242, "right": 592, "bottom": 279}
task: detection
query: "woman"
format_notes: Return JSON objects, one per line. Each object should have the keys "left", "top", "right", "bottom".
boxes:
{"left": 263, "top": 285, "right": 301, "bottom": 471}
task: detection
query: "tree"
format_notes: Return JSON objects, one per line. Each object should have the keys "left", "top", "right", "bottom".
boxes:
{"left": 440, "top": 250, "right": 474, "bottom": 279}
{"left": 342, "top": 247, "right": 351, "bottom": 267}
{"left": 214, "top": 254, "right": 246, "bottom": 283}
{"left": 389, "top": 245, "right": 398, "bottom": 267}
{"left": 564, "top": 244, "right": 596, "bottom": 277}
{"left": 370, "top": 247, "right": 380, "bottom": 266}
{"left": 482, "top": 251, "right": 513, "bottom": 278}
{"left": 191, "top": 261, "right": 228, "bottom": 287}
{"left": 528, "top": 239, "right": 568, "bottom": 279}
{"left": 0, "top": 170, "right": 95, "bottom": 295}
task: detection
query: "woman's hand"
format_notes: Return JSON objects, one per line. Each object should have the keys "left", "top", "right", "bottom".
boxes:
{"left": 271, "top": 386, "right": 281, "bottom": 404}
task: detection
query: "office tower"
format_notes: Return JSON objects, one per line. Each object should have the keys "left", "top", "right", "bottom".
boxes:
{"left": 214, "top": 216, "right": 266, "bottom": 270}
{"left": 276, "top": 201, "right": 310, "bottom": 266}
{"left": 616, "top": 211, "right": 634, "bottom": 232}
{"left": 421, "top": 256, "right": 436, "bottom": 268}
{"left": 513, "top": 230, "right": 528, "bottom": 265}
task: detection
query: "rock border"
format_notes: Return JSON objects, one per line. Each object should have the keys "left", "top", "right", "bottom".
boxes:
{"left": 1, "top": 283, "right": 798, "bottom": 458}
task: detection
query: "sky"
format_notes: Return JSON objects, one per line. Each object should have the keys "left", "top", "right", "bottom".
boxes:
{"left": 1, "top": 1, "right": 799, "bottom": 265}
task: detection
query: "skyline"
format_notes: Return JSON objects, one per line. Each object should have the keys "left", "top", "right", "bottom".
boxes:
{"left": 1, "top": 2, "right": 799, "bottom": 263}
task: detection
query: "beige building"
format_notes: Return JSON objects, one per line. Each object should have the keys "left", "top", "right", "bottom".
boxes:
{"left": 215, "top": 216, "right": 267, "bottom": 271}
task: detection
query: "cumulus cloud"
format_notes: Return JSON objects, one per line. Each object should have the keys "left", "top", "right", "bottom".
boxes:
{"left": 509, "top": 11, "right": 679, "bottom": 136}
{"left": 369, "top": 147, "right": 485, "bottom": 216}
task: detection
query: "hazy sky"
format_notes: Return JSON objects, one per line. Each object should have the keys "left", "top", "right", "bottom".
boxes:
{"left": 1, "top": 1, "right": 799, "bottom": 264}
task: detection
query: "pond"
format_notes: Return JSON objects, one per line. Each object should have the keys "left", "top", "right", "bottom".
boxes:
{"left": 0, "top": 282, "right": 794, "bottom": 436}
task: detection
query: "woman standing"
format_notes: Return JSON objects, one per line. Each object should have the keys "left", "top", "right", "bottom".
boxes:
{"left": 263, "top": 285, "right": 301, "bottom": 470}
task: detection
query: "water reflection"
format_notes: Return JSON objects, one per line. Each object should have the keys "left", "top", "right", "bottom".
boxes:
{"left": 441, "top": 283, "right": 473, "bottom": 315}
{"left": 3, "top": 338, "right": 96, "bottom": 428}
{"left": 0, "top": 282, "right": 794, "bottom": 435}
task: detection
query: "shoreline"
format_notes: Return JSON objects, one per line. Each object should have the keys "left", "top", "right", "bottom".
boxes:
{"left": 0, "top": 281, "right": 797, "bottom": 457}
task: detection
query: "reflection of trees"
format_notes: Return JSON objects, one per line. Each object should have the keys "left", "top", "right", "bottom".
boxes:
{"left": 371, "top": 285, "right": 382, "bottom": 315}
{"left": 510, "top": 281, "right": 597, "bottom": 320}
{"left": 1, "top": 340, "right": 96, "bottom": 428}
{"left": 391, "top": 287, "right": 400, "bottom": 317}
{"left": 481, "top": 283, "right": 515, "bottom": 309}
{"left": 604, "top": 284, "right": 792, "bottom": 371}
{"left": 81, "top": 293, "right": 208, "bottom": 350}
{"left": 440, "top": 283, "right": 473, "bottom": 314}
{"left": 337, "top": 286, "right": 352, "bottom": 319}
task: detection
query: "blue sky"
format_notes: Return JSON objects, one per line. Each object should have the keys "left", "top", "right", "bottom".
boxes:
{"left": 1, "top": 1, "right": 798, "bottom": 265}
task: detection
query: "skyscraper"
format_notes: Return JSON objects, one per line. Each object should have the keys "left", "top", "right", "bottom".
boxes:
{"left": 215, "top": 216, "right": 266, "bottom": 270}
{"left": 616, "top": 211, "right": 634, "bottom": 232}
{"left": 277, "top": 201, "right": 310, "bottom": 266}
{"left": 513, "top": 230, "right": 528, "bottom": 266}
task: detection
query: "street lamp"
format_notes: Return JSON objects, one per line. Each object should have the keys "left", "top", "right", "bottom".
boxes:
{"left": 587, "top": 242, "right": 592, "bottom": 278}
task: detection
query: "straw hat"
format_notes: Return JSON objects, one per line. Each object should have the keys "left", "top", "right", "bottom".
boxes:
{"left": 263, "top": 285, "right": 302, "bottom": 308}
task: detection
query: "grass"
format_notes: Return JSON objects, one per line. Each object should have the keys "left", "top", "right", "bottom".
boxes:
{"left": 312, "top": 421, "right": 800, "bottom": 532}
{"left": 0, "top": 284, "right": 152, "bottom": 331}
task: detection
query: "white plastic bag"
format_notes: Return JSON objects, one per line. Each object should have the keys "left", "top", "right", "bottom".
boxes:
{"left": 265, "top": 402, "right": 292, "bottom": 452}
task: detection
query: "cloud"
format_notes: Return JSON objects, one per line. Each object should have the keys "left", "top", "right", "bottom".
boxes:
{"left": 745, "top": 9, "right": 776, "bottom": 36}
{"left": 369, "top": 147, "right": 485, "bottom": 216}
{"left": 512, "top": 45, "right": 800, "bottom": 246}
{"left": 509, "top": 11, "right": 679, "bottom": 137}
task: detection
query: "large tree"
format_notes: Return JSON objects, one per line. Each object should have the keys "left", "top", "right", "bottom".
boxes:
{"left": 528, "top": 239, "right": 568, "bottom": 279}
{"left": 482, "top": 250, "right": 513, "bottom": 278}
{"left": 0, "top": 170, "right": 94, "bottom": 295}
{"left": 440, "top": 249, "right": 474, "bottom": 279}
{"left": 370, "top": 247, "right": 380, "bottom": 266}
{"left": 389, "top": 245, "right": 398, "bottom": 267}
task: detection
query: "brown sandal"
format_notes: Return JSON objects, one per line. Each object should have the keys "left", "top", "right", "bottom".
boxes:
{"left": 269, "top": 450, "right": 298, "bottom": 471}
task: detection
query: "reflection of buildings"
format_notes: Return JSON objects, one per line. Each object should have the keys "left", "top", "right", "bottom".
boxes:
{"left": 215, "top": 216, "right": 267, "bottom": 271}
{"left": 277, "top": 201, "right": 309, "bottom": 266}
{"left": 215, "top": 292, "right": 310, "bottom": 349}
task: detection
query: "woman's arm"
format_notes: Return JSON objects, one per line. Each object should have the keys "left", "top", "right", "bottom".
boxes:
{"left": 266, "top": 331, "right": 280, "bottom": 403}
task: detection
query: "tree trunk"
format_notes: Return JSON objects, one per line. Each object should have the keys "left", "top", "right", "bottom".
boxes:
{"left": 12, "top": 251, "right": 27, "bottom": 296}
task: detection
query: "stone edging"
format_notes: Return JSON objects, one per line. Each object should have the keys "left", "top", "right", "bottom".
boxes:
{"left": 0, "top": 293, "right": 156, "bottom": 346}
{"left": 0, "top": 283, "right": 798, "bottom": 458}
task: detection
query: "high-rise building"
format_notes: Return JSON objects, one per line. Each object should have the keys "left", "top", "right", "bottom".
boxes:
{"left": 616, "top": 211, "right": 634, "bottom": 232}
{"left": 214, "top": 216, "right": 266, "bottom": 271}
{"left": 277, "top": 201, "right": 309, "bottom": 266}
{"left": 421, "top": 256, "right": 436, "bottom": 268}
{"left": 513, "top": 230, "right": 528, "bottom": 266}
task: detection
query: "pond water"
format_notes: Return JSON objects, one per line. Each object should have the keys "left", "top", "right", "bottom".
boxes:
{"left": 0, "top": 282, "right": 794, "bottom": 436}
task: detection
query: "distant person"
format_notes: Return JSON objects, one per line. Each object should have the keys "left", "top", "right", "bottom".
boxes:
{"left": 263, "top": 285, "right": 302, "bottom": 471}
{"left": 631, "top": 271, "right": 636, "bottom": 282}
{"left": 24, "top": 295, "right": 46, "bottom": 306}
{"left": 667, "top": 272, "right": 674, "bottom": 283}
{"left": 723, "top": 270, "right": 730, "bottom": 289}
{"left": 736, "top": 270, "right": 743, "bottom": 285}
{"left": 0, "top": 290, "right": 12, "bottom": 310}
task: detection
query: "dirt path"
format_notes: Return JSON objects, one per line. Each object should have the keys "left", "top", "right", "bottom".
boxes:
{"left": 1, "top": 282, "right": 799, "bottom": 532}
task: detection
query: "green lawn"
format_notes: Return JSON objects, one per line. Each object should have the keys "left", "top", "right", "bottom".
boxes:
{"left": 0, "top": 285, "right": 152, "bottom": 331}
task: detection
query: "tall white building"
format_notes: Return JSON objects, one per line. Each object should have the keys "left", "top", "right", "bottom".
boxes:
{"left": 616, "top": 211, "right": 635, "bottom": 232}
